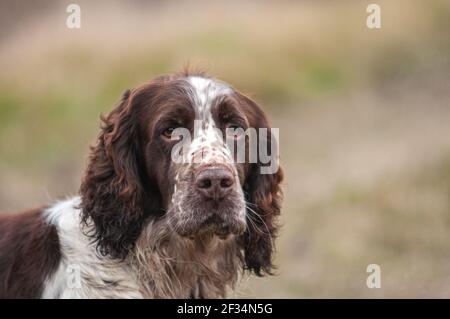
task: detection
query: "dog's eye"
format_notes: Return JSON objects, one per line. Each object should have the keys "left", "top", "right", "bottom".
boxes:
{"left": 225, "top": 124, "right": 245, "bottom": 139}
{"left": 225, "top": 122, "right": 245, "bottom": 130}
{"left": 227, "top": 124, "right": 241, "bottom": 130}
{"left": 162, "top": 127, "right": 176, "bottom": 139}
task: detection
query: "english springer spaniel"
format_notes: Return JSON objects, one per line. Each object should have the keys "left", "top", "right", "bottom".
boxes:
{"left": 0, "top": 71, "right": 283, "bottom": 298}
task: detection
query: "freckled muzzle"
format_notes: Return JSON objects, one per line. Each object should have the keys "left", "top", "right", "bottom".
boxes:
{"left": 168, "top": 162, "right": 247, "bottom": 238}
{"left": 165, "top": 77, "right": 249, "bottom": 238}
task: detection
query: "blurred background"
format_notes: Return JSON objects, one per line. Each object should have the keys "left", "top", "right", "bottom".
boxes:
{"left": 1, "top": 0, "right": 450, "bottom": 298}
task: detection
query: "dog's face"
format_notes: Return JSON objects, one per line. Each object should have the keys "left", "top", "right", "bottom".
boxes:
{"left": 141, "top": 76, "right": 248, "bottom": 238}
{"left": 80, "top": 72, "right": 283, "bottom": 276}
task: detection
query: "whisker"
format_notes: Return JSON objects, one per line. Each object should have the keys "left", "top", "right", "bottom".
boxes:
{"left": 245, "top": 203, "right": 274, "bottom": 251}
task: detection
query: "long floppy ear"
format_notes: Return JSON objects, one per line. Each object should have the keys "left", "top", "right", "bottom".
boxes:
{"left": 240, "top": 94, "right": 284, "bottom": 276}
{"left": 80, "top": 89, "right": 146, "bottom": 259}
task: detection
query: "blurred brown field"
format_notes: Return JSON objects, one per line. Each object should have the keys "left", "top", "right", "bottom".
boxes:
{"left": 1, "top": 0, "right": 450, "bottom": 298}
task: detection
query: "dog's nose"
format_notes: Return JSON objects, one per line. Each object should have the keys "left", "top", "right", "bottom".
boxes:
{"left": 195, "top": 167, "right": 234, "bottom": 200}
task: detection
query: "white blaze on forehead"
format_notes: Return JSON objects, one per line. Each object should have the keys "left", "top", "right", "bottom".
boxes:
{"left": 185, "top": 76, "right": 233, "bottom": 164}
{"left": 187, "top": 76, "right": 231, "bottom": 116}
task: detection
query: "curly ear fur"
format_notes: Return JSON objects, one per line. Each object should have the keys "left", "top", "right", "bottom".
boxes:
{"left": 80, "top": 89, "right": 146, "bottom": 259}
{"left": 243, "top": 145, "right": 283, "bottom": 276}
{"left": 240, "top": 95, "right": 284, "bottom": 276}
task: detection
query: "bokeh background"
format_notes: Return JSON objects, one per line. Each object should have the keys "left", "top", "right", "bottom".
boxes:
{"left": 1, "top": 0, "right": 450, "bottom": 298}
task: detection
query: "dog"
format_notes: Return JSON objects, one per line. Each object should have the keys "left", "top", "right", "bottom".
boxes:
{"left": 0, "top": 71, "right": 283, "bottom": 298}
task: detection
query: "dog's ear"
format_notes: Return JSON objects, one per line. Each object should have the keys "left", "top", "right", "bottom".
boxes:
{"left": 238, "top": 93, "right": 284, "bottom": 276}
{"left": 80, "top": 89, "right": 147, "bottom": 259}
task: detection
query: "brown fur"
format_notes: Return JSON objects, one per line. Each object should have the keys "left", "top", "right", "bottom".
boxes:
{"left": 236, "top": 92, "right": 284, "bottom": 276}
{"left": 0, "top": 208, "right": 61, "bottom": 298}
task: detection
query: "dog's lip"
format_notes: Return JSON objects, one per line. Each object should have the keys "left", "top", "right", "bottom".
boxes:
{"left": 200, "top": 214, "right": 224, "bottom": 226}
{"left": 177, "top": 213, "right": 246, "bottom": 238}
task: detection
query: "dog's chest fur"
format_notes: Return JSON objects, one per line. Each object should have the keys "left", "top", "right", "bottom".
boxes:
{"left": 43, "top": 197, "right": 242, "bottom": 298}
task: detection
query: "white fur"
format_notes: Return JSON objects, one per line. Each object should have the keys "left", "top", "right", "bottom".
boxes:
{"left": 186, "top": 76, "right": 234, "bottom": 165}
{"left": 43, "top": 197, "right": 143, "bottom": 299}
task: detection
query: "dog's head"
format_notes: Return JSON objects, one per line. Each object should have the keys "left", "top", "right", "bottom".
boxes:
{"left": 80, "top": 72, "right": 283, "bottom": 275}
